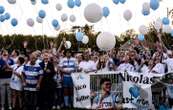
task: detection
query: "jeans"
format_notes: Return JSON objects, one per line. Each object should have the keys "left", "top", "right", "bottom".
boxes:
{"left": 0, "top": 78, "right": 11, "bottom": 108}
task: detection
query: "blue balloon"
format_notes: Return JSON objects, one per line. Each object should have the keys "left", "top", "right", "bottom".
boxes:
{"left": 142, "top": 9, "right": 150, "bottom": 16}
{"left": 171, "top": 30, "right": 173, "bottom": 37}
{"left": 41, "top": 0, "right": 48, "bottom": 4}
{"left": 67, "top": 0, "right": 75, "bottom": 8}
{"left": 11, "top": 18, "right": 18, "bottom": 27}
{"left": 31, "top": 0, "right": 36, "bottom": 5}
{"left": 75, "top": 32, "right": 84, "bottom": 41}
{"left": 112, "top": 0, "right": 119, "bottom": 4}
{"left": 75, "top": 0, "right": 81, "bottom": 7}
{"left": 0, "top": 6, "right": 5, "bottom": 14}
{"left": 162, "top": 17, "right": 170, "bottom": 25}
{"left": 138, "top": 34, "right": 145, "bottom": 41}
{"left": 129, "top": 86, "right": 140, "bottom": 98}
{"left": 52, "top": 19, "right": 59, "bottom": 28}
{"left": 103, "top": 7, "right": 110, "bottom": 17}
{"left": 0, "top": 15, "right": 5, "bottom": 22}
{"left": 39, "top": 10, "right": 46, "bottom": 18}
{"left": 150, "top": 0, "right": 159, "bottom": 10}
{"left": 4, "top": 13, "right": 10, "bottom": 20}
{"left": 119, "top": 0, "right": 126, "bottom": 4}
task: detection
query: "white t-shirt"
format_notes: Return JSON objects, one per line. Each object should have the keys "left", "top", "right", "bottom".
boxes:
{"left": 163, "top": 58, "right": 173, "bottom": 73}
{"left": 140, "top": 65, "right": 150, "bottom": 73}
{"left": 151, "top": 63, "right": 165, "bottom": 74}
{"left": 92, "top": 93, "right": 116, "bottom": 109}
{"left": 10, "top": 64, "right": 24, "bottom": 91}
{"left": 117, "top": 63, "right": 134, "bottom": 72}
{"left": 79, "top": 60, "right": 96, "bottom": 72}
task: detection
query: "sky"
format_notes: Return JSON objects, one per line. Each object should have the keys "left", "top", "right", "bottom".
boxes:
{"left": 0, "top": 0, "right": 173, "bottom": 37}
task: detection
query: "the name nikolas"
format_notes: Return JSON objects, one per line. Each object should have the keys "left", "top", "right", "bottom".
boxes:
{"left": 118, "top": 72, "right": 156, "bottom": 84}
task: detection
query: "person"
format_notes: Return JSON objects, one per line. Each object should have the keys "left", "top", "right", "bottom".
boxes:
{"left": 11, "top": 50, "right": 20, "bottom": 64}
{"left": 162, "top": 50, "right": 173, "bottom": 73}
{"left": 38, "top": 51, "right": 56, "bottom": 110}
{"left": 78, "top": 52, "right": 97, "bottom": 73}
{"left": 151, "top": 55, "right": 165, "bottom": 74}
{"left": 59, "top": 50, "right": 78, "bottom": 108}
{"left": 92, "top": 78, "right": 117, "bottom": 110}
{"left": 0, "top": 50, "right": 14, "bottom": 110}
{"left": 10, "top": 56, "right": 25, "bottom": 110}
{"left": 117, "top": 55, "right": 134, "bottom": 72}
{"left": 21, "top": 52, "right": 43, "bottom": 110}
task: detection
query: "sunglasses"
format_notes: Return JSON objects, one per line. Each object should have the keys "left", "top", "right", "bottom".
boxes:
{"left": 105, "top": 82, "right": 111, "bottom": 86}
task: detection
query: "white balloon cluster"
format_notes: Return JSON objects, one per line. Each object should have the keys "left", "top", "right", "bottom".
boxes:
{"left": 96, "top": 32, "right": 116, "bottom": 51}
{"left": 82, "top": 35, "right": 89, "bottom": 44}
{"left": 61, "top": 13, "right": 68, "bottom": 22}
{"left": 65, "top": 41, "right": 72, "bottom": 49}
{"left": 139, "top": 25, "right": 149, "bottom": 35}
{"left": 84, "top": 3, "right": 103, "bottom": 23}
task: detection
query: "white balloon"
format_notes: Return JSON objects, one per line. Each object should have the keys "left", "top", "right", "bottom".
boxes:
{"left": 82, "top": 35, "right": 89, "bottom": 44}
{"left": 162, "top": 25, "right": 172, "bottom": 33}
{"left": 154, "top": 18, "right": 162, "bottom": 31}
{"left": 65, "top": 41, "right": 71, "bottom": 49}
{"left": 69, "top": 15, "right": 76, "bottom": 22}
{"left": 61, "top": 13, "right": 68, "bottom": 22}
{"left": 84, "top": 3, "right": 103, "bottom": 23}
{"left": 142, "top": 2, "right": 150, "bottom": 10}
{"left": 36, "top": 17, "right": 43, "bottom": 23}
{"left": 123, "top": 10, "right": 132, "bottom": 21}
{"left": 27, "top": 18, "right": 34, "bottom": 27}
{"left": 96, "top": 32, "right": 116, "bottom": 51}
{"left": 56, "top": 3, "right": 62, "bottom": 11}
{"left": 139, "top": 25, "right": 148, "bottom": 35}
{"left": 7, "top": 0, "right": 16, "bottom": 4}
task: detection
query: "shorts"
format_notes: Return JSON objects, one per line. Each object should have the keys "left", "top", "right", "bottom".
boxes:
{"left": 63, "top": 75, "right": 73, "bottom": 88}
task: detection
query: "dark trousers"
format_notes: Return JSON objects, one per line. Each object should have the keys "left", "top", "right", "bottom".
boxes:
{"left": 54, "top": 88, "right": 63, "bottom": 106}
{"left": 38, "top": 89, "right": 55, "bottom": 110}
{"left": 23, "top": 91, "right": 38, "bottom": 110}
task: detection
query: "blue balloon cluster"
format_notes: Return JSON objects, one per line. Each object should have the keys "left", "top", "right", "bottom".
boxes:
{"left": 11, "top": 18, "right": 18, "bottom": 27}
{"left": 119, "top": 0, "right": 126, "bottom": 4}
{"left": 138, "top": 34, "right": 145, "bottom": 41}
{"left": 52, "top": 19, "right": 59, "bottom": 28}
{"left": 39, "top": 10, "right": 46, "bottom": 19}
{"left": 4, "top": 13, "right": 10, "bottom": 20}
{"left": 112, "top": 0, "right": 119, "bottom": 4}
{"left": 0, "top": 6, "right": 5, "bottom": 14}
{"left": 112, "top": 0, "right": 126, "bottom": 4}
{"left": 67, "top": 0, "right": 75, "bottom": 8}
{"left": 129, "top": 86, "right": 140, "bottom": 98}
{"left": 162, "top": 17, "right": 170, "bottom": 25}
{"left": 0, "top": 15, "right": 5, "bottom": 22}
{"left": 75, "top": 32, "right": 84, "bottom": 41}
{"left": 103, "top": 7, "right": 110, "bottom": 17}
{"left": 75, "top": 0, "right": 81, "bottom": 7}
{"left": 150, "top": 0, "right": 159, "bottom": 10}
{"left": 142, "top": 10, "right": 150, "bottom": 16}
{"left": 41, "top": 0, "right": 48, "bottom": 4}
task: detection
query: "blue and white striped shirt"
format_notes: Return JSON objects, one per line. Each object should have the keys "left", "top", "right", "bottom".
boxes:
{"left": 22, "top": 62, "right": 43, "bottom": 91}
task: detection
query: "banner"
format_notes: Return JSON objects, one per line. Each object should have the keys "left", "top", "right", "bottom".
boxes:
{"left": 71, "top": 71, "right": 165, "bottom": 109}
{"left": 71, "top": 73, "right": 91, "bottom": 109}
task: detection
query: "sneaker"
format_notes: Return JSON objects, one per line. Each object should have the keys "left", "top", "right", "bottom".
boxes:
{"left": 56, "top": 105, "right": 60, "bottom": 109}
{"left": 52, "top": 106, "right": 56, "bottom": 109}
{"left": 1, "top": 107, "right": 4, "bottom": 110}
{"left": 8, "top": 106, "right": 12, "bottom": 110}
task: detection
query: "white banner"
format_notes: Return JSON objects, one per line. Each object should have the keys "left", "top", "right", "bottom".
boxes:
{"left": 71, "top": 71, "right": 165, "bottom": 109}
{"left": 71, "top": 73, "right": 91, "bottom": 109}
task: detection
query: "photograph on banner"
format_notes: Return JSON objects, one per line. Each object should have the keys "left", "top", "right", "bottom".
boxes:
{"left": 90, "top": 73, "right": 123, "bottom": 110}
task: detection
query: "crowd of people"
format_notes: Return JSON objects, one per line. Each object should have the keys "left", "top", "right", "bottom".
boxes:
{"left": 0, "top": 36, "right": 173, "bottom": 110}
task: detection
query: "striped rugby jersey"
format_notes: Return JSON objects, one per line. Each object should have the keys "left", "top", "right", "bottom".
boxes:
{"left": 22, "top": 62, "right": 43, "bottom": 91}
{"left": 59, "top": 57, "right": 78, "bottom": 74}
